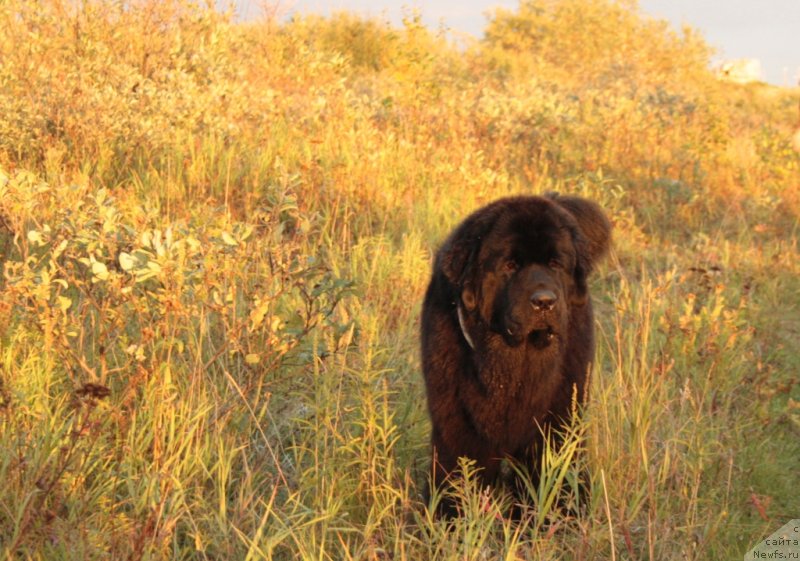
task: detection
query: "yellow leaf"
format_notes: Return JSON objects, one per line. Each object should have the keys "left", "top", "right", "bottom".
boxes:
{"left": 57, "top": 296, "right": 72, "bottom": 311}
{"left": 119, "top": 252, "right": 136, "bottom": 271}
{"left": 221, "top": 232, "right": 238, "bottom": 246}
{"left": 245, "top": 353, "right": 260, "bottom": 364}
{"left": 53, "top": 239, "right": 68, "bottom": 259}
{"left": 27, "top": 230, "right": 43, "bottom": 245}
{"left": 92, "top": 261, "right": 109, "bottom": 280}
{"left": 250, "top": 303, "right": 268, "bottom": 329}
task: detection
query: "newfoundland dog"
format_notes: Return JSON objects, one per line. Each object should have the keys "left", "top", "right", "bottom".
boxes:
{"left": 421, "top": 194, "right": 611, "bottom": 516}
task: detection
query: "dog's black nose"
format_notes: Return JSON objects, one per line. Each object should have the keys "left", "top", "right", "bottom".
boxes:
{"left": 531, "top": 289, "right": 557, "bottom": 311}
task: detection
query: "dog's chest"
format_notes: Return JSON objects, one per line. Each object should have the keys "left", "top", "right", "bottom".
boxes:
{"left": 466, "top": 351, "right": 564, "bottom": 448}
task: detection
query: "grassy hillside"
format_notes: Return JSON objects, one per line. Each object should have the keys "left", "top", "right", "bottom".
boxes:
{"left": 0, "top": 0, "right": 798, "bottom": 558}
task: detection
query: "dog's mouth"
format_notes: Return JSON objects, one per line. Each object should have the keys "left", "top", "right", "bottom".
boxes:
{"left": 528, "top": 327, "right": 556, "bottom": 349}
{"left": 501, "top": 324, "right": 557, "bottom": 348}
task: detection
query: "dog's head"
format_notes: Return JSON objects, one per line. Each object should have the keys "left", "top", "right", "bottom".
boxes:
{"left": 438, "top": 195, "right": 611, "bottom": 350}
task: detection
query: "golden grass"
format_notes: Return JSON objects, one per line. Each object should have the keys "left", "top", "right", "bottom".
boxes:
{"left": 0, "top": 0, "right": 798, "bottom": 558}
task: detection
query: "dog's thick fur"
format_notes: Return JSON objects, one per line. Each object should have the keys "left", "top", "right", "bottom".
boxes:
{"left": 420, "top": 194, "right": 611, "bottom": 516}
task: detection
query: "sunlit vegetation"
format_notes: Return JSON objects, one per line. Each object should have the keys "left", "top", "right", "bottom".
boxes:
{"left": 0, "top": 0, "right": 798, "bottom": 558}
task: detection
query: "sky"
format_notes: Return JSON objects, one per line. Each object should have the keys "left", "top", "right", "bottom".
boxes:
{"left": 239, "top": 0, "right": 800, "bottom": 87}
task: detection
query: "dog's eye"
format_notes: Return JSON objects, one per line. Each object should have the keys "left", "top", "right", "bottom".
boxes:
{"left": 504, "top": 260, "right": 518, "bottom": 273}
{"left": 549, "top": 259, "right": 563, "bottom": 270}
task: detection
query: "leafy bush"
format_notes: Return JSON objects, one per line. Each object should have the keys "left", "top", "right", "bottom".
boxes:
{"left": 0, "top": 166, "right": 356, "bottom": 556}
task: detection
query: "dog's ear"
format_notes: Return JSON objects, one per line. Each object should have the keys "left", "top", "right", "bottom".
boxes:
{"left": 548, "top": 194, "right": 611, "bottom": 271}
{"left": 436, "top": 202, "right": 505, "bottom": 309}
{"left": 548, "top": 194, "right": 611, "bottom": 304}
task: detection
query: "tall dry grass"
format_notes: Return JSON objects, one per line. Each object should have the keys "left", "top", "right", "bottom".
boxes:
{"left": 0, "top": 0, "right": 798, "bottom": 558}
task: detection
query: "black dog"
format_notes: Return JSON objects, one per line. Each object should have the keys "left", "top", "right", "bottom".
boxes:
{"left": 420, "top": 194, "right": 611, "bottom": 516}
